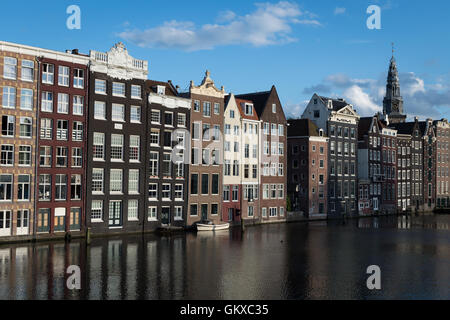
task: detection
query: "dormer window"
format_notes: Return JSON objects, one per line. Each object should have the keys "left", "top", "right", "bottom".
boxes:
{"left": 319, "top": 129, "right": 324, "bottom": 137}
{"left": 314, "top": 99, "right": 318, "bottom": 105}
{"left": 245, "top": 104, "right": 253, "bottom": 116}
{"left": 157, "top": 85, "right": 165, "bottom": 95}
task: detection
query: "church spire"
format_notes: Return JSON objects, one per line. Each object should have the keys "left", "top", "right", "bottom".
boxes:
{"left": 383, "top": 44, "right": 406, "bottom": 123}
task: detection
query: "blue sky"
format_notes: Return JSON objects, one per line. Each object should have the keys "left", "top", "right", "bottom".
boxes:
{"left": 1, "top": 0, "right": 449, "bottom": 120}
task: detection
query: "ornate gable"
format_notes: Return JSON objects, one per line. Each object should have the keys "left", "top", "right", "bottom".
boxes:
{"left": 190, "top": 70, "right": 226, "bottom": 98}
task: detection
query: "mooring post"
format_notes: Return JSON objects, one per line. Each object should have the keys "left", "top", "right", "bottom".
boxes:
{"left": 86, "top": 228, "right": 91, "bottom": 245}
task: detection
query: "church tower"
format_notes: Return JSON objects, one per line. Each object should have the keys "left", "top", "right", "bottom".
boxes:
{"left": 383, "top": 44, "right": 406, "bottom": 124}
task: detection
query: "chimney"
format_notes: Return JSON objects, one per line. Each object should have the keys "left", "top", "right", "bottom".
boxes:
{"left": 72, "top": 49, "right": 79, "bottom": 55}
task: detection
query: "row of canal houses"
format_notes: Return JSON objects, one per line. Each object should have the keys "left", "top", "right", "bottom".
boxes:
{"left": 287, "top": 53, "right": 450, "bottom": 217}
{"left": 0, "top": 41, "right": 287, "bottom": 242}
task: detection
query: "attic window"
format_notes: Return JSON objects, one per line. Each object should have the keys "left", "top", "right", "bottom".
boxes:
{"left": 319, "top": 129, "right": 324, "bottom": 137}
{"left": 157, "top": 85, "right": 165, "bottom": 95}
{"left": 314, "top": 99, "right": 318, "bottom": 105}
{"left": 272, "top": 104, "right": 276, "bottom": 113}
{"left": 245, "top": 104, "right": 253, "bottom": 116}
{"left": 314, "top": 110, "right": 320, "bottom": 118}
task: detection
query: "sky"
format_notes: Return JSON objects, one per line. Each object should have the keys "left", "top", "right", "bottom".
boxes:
{"left": 1, "top": 0, "right": 449, "bottom": 120}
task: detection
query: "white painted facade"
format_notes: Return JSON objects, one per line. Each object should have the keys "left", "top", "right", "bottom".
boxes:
{"left": 223, "top": 94, "right": 242, "bottom": 186}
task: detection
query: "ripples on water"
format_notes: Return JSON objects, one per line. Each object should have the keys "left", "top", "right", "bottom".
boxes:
{"left": 0, "top": 215, "right": 449, "bottom": 300}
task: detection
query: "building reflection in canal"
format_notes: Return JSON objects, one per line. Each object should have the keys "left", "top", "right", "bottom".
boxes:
{"left": 0, "top": 215, "right": 449, "bottom": 300}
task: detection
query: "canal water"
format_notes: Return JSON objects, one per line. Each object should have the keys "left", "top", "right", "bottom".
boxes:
{"left": 0, "top": 215, "right": 449, "bottom": 300}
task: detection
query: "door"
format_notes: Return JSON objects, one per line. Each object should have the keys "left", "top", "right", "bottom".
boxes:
{"left": 228, "top": 208, "right": 234, "bottom": 222}
{"left": 201, "top": 204, "right": 208, "bottom": 221}
{"left": 70, "top": 208, "right": 81, "bottom": 231}
{"left": 37, "top": 209, "right": 50, "bottom": 233}
{"left": 0, "top": 211, "right": 11, "bottom": 237}
{"left": 16, "top": 210, "right": 29, "bottom": 236}
{"left": 54, "top": 208, "right": 66, "bottom": 232}
{"left": 161, "top": 207, "right": 171, "bottom": 225}
{"left": 373, "top": 198, "right": 379, "bottom": 211}
{"left": 109, "top": 201, "right": 123, "bottom": 227}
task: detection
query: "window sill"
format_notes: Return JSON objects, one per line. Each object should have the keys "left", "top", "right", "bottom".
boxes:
{"left": 91, "top": 219, "right": 104, "bottom": 223}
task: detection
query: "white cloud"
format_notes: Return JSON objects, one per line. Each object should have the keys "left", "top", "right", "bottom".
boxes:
{"left": 343, "top": 85, "right": 381, "bottom": 115}
{"left": 334, "top": 7, "right": 346, "bottom": 15}
{"left": 119, "top": 2, "right": 320, "bottom": 51}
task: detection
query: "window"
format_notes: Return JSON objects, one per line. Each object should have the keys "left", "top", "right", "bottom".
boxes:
{"left": 55, "top": 174, "right": 67, "bottom": 201}
{"left": 148, "top": 183, "right": 158, "bottom": 200}
{"left": 38, "top": 174, "right": 51, "bottom": 201}
{"left": 91, "top": 201, "right": 103, "bottom": 221}
{"left": 58, "top": 66, "right": 70, "bottom": 86}
{"left": 202, "top": 148, "right": 210, "bottom": 165}
{"left": 39, "top": 146, "right": 52, "bottom": 167}
{"left": 165, "top": 112, "right": 173, "bottom": 126}
{"left": 18, "top": 117, "right": 32, "bottom": 138}
{"left": 203, "top": 102, "right": 211, "bottom": 116}
{"left": 279, "top": 125, "right": 284, "bottom": 136}
{"left": 69, "top": 121, "right": 83, "bottom": 142}
{"left": 127, "top": 200, "right": 139, "bottom": 221}
{"left": 18, "top": 145, "right": 31, "bottom": 166}
{"left": 112, "top": 104, "right": 125, "bottom": 122}
{"left": 232, "top": 185, "right": 239, "bottom": 201}
{"left": 57, "top": 93, "right": 69, "bottom": 113}
{"left": 131, "top": 85, "right": 141, "bottom": 99}
{"left": 177, "top": 113, "right": 186, "bottom": 127}
{"left": 252, "top": 165, "right": 258, "bottom": 178}
{"left": 42, "top": 64, "right": 54, "bottom": 84}
{"left": 111, "top": 134, "right": 124, "bottom": 161}
{"left": 270, "top": 207, "right": 277, "bottom": 217}
{"left": 73, "top": 96, "right": 84, "bottom": 115}
{"left": 21, "top": 60, "right": 34, "bottom": 81}
{"left": 272, "top": 104, "right": 276, "bottom": 113}
{"left": 95, "top": 79, "right": 106, "bottom": 94}
{"left": 128, "top": 169, "right": 139, "bottom": 194}
{"left": 1, "top": 115, "right": 14, "bottom": 137}
{"left": 314, "top": 110, "right": 320, "bottom": 118}
{"left": 0, "top": 145, "right": 14, "bottom": 166}
{"left": 175, "top": 184, "right": 184, "bottom": 200}
{"left": 93, "top": 133, "right": 105, "bottom": 160}
{"left": 201, "top": 174, "right": 209, "bottom": 195}
{"left": 262, "top": 207, "right": 267, "bottom": 218}
{"left": 71, "top": 175, "right": 82, "bottom": 200}
{"left": 191, "top": 174, "right": 198, "bottom": 195}
{"left": 230, "top": 110, "right": 235, "bottom": 118}
{"left": 162, "top": 184, "right": 171, "bottom": 200}
{"left": 164, "top": 131, "right": 172, "bottom": 148}
{"left": 245, "top": 144, "right": 250, "bottom": 158}
{"left": 20, "top": 89, "right": 33, "bottom": 110}
{"left": 56, "top": 147, "right": 68, "bottom": 167}
{"left": 278, "top": 163, "right": 284, "bottom": 176}
{"left": 112, "top": 82, "right": 125, "bottom": 97}
{"left": 129, "top": 136, "right": 140, "bottom": 162}
{"left": 3, "top": 57, "right": 17, "bottom": 79}
{"left": 245, "top": 104, "right": 253, "bottom": 115}
{"left": 163, "top": 153, "right": 172, "bottom": 177}
{"left": 214, "top": 103, "right": 220, "bottom": 115}
{"left": 17, "top": 175, "right": 30, "bottom": 201}
{"left": 193, "top": 100, "right": 200, "bottom": 112}
{"left": 71, "top": 147, "right": 82, "bottom": 167}
{"left": 212, "top": 174, "right": 219, "bottom": 195}
{"left": 190, "top": 204, "right": 198, "bottom": 217}
{"left": 203, "top": 124, "right": 211, "bottom": 141}
{"left": 110, "top": 169, "right": 123, "bottom": 193}
{"left": 151, "top": 110, "right": 161, "bottom": 124}
{"left": 150, "top": 129, "right": 160, "bottom": 146}
{"left": 149, "top": 152, "right": 159, "bottom": 176}
{"left": 271, "top": 184, "right": 277, "bottom": 199}
{"left": 148, "top": 207, "right": 157, "bottom": 221}
{"left": 56, "top": 120, "right": 68, "bottom": 140}
{"left": 94, "top": 101, "right": 106, "bottom": 120}
{"left": 92, "top": 169, "right": 104, "bottom": 194}
{"left": 278, "top": 143, "right": 284, "bottom": 156}
{"left": 0, "top": 175, "right": 13, "bottom": 203}
{"left": 233, "top": 160, "right": 239, "bottom": 176}
{"left": 211, "top": 204, "right": 218, "bottom": 216}
{"left": 271, "top": 123, "right": 277, "bottom": 136}
{"left": 3, "top": 86, "right": 16, "bottom": 108}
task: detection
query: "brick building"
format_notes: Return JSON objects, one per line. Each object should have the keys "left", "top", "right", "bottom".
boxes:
{"left": 434, "top": 119, "right": 450, "bottom": 208}
{"left": 287, "top": 119, "right": 328, "bottom": 217}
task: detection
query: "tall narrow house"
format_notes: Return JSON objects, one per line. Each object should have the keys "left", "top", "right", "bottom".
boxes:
{"left": 86, "top": 43, "right": 148, "bottom": 235}
{"left": 0, "top": 42, "right": 38, "bottom": 240}
{"left": 184, "top": 71, "right": 225, "bottom": 226}
{"left": 145, "top": 80, "right": 191, "bottom": 229}
{"left": 434, "top": 119, "right": 450, "bottom": 208}
{"left": 302, "top": 94, "right": 360, "bottom": 217}
{"left": 287, "top": 119, "right": 328, "bottom": 218}
{"left": 237, "top": 86, "right": 287, "bottom": 223}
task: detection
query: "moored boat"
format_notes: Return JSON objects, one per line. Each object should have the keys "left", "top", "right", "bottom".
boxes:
{"left": 196, "top": 222, "right": 230, "bottom": 232}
